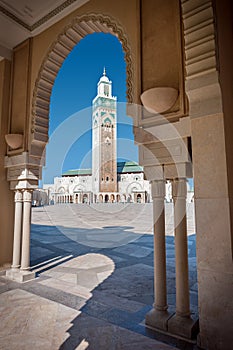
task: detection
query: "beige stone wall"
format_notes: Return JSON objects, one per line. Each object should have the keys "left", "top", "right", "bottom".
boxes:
{"left": 2, "top": 0, "right": 233, "bottom": 348}
{"left": 181, "top": 0, "right": 233, "bottom": 347}
{"left": 0, "top": 60, "right": 14, "bottom": 266}
{"left": 191, "top": 113, "right": 233, "bottom": 348}
{"left": 215, "top": 0, "right": 233, "bottom": 255}
{"left": 140, "top": 0, "right": 186, "bottom": 124}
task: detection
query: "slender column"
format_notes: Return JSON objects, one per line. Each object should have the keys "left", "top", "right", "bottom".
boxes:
{"left": 20, "top": 190, "right": 32, "bottom": 270}
{"left": 11, "top": 190, "right": 23, "bottom": 269}
{"left": 152, "top": 180, "right": 168, "bottom": 311}
{"left": 146, "top": 179, "right": 172, "bottom": 331}
{"left": 172, "top": 178, "right": 190, "bottom": 317}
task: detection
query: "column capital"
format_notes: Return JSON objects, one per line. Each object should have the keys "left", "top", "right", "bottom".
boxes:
{"left": 172, "top": 178, "right": 187, "bottom": 199}
{"left": 14, "top": 190, "right": 23, "bottom": 202}
{"left": 23, "top": 189, "right": 33, "bottom": 202}
{"left": 151, "top": 179, "right": 166, "bottom": 199}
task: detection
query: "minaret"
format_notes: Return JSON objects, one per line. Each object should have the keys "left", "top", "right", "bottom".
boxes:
{"left": 92, "top": 68, "right": 117, "bottom": 194}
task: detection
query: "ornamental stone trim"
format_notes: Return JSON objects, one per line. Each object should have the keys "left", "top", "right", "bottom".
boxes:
{"left": 14, "top": 190, "right": 23, "bottom": 202}
{"left": 31, "top": 13, "right": 134, "bottom": 159}
{"left": 151, "top": 180, "right": 166, "bottom": 199}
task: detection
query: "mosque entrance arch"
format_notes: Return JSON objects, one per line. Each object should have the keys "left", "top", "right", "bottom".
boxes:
{"left": 30, "top": 13, "right": 134, "bottom": 163}
{"left": 136, "top": 194, "right": 141, "bottom": 203}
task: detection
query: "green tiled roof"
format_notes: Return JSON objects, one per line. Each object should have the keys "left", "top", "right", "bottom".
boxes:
{"left": 117, "top": 161, "right": 143, "bottom": 173}
{"left": 62, "top": 162, "right": 143, "bottom": 177}
{"left": 62, "top": 169, "right": 92, "bottom": 176}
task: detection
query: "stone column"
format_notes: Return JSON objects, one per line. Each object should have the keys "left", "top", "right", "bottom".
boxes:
{"left": 20, "top": 190, "right": 32, "bottom": 270}
{"left": 172, "top": 178, "right": 190, "bottom": 317}
{"left": 168, "top": 178, "right": 198, "bottom": 338}
{"left": 11, "top": 190, "right": 23, "bottom": 269}
{"left": 146, "top": 180, "right": 172, "bottom": 331}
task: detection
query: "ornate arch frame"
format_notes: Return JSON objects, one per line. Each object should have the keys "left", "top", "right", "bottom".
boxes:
{"left": 30, "top": 13, "right": 134, "bottom": 161}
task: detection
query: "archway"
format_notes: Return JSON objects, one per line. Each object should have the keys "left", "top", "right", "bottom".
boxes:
{"left": 127, "top": 194, "right": 132, "bottom": 203}
{"left": 82, "top": 194, "right": 88, "bottom": 204}
{"left": 30, "top": 14, "right": 133, "bottom": 162}
{"left": 30, "top": 8, "right": 198, "bottom": 348}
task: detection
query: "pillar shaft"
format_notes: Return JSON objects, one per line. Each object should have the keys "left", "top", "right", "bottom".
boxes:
{"left": 11, "top": 190, "right": 23, "bottom": 269}
{"left": 152, "top": 180, "right": 168, "bottom": 311}
{"left": 172, "top": 178, "right": 190, "bottom": 317}
{"left": 20, "top": 190, "right": 32, "bottom": 270}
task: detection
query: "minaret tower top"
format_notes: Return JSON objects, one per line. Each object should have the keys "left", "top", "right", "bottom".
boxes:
{"left": 96, "top": 67, "right": 113, "bottom": 98}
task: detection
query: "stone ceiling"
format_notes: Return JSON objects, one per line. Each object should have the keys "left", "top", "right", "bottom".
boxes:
{"left": 0, "top": 0, "right": 90, "bottom": 59}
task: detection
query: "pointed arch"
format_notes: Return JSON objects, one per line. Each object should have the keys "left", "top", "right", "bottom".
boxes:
{"left": 31, "top": 13, "right": 134, "bottom": 160}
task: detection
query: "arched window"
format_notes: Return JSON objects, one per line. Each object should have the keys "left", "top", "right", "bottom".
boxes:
{"left": 105, "top": 137, "right": 111, "bottom": 145}
{"left": 104, "top": 85, "right": 109, "bottom": 96}
{"left": 137, "top": 194, "right": 142, "bottom": 203}
{"left": 106, "top": 176, "right": 109, "bottom": 181}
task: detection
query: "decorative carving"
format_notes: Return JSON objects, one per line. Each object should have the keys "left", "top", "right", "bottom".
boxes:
{"left": 172, "top": 178, "right": 187, "bottom": 199}
{"left": 31, "top": 13, "right": 134, "bottom": 157}
{"left": 14, "top": 190, "right": 23, "bottom": 202}
{"left": 5, "top": 152, "right": 41, "bottom": 190}
{"left": 181, "top": 0, "right": 222, "bottom": 118}
{"left": 181, "top": 0, "right": 217, "bottom": 80}
{"left": 151, "top": 180, "right": 166, "bottom": 199}
{"left": 0, "top": 0, "right": 83, "bottom": 32}
{"left": 5, "top": 134, "right": 23, "bottom": 150}
{"left": 23, "top": 190, "right": 33, "bottom": 202}
{"left": 140, "top": 87, "right": 179, "bottom": 114}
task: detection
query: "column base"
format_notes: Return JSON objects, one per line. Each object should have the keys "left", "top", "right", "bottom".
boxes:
{"left": 146, "top": 308, "right": 174, "bottom": 331}
{"left": 5, "top": 268, "right": 35, "bottom": 282}
{"left": 11, "top": 265, "right": 20, "bottom": 270}
{"left": 167, "top": 314, "right": 199, "bottom": 339}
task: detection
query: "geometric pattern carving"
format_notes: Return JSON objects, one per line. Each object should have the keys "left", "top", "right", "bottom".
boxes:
{"left": 150, "top": 180, "right": 166, "bottom": 199}
{"left": 31, "top": 13, "right": 134, "bottom": 152}
{"left": 172, "top": 178, "right": 187, "bottom": 199}
{"left": 181, "top": 0, "right": 217, "bottom": 80}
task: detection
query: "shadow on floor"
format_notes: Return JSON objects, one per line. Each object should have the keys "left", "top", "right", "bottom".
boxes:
{"left": 27, "top": 222, "right": 198, "bottom": 349}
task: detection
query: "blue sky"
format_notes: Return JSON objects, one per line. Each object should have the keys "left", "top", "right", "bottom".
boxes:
{"left": 43, "top": 33, "right": 138, "bottom": 184}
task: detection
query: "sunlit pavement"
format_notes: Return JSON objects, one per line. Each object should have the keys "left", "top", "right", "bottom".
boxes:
{"left": 0, "top": 203, "right": 197, "bottom": 350}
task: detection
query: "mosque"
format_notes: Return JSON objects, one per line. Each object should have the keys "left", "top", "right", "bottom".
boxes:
{"left": 43, "top": 69, "right": 152, "bottom": 204}
{"left": 42, "top": 69, "right": 194, "bottom": 205}
{"left": 1, "top": 1, "right": 232, "bottom": 348}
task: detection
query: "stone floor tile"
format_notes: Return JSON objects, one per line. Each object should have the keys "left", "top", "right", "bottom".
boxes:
{"left": 113, "top": 244, "right": 153, "bottom": 258}
{"left": 0, "top": 204, "right": 197, "bottom": 349}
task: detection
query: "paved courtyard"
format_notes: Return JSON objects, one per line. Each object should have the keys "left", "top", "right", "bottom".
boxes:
{"left": 0, "top": 203, "right": 197, "bottom": 350}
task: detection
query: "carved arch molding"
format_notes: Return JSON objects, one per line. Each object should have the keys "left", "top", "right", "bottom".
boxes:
{"left": 31, "top": 13, "right": 134, "bottom": 157}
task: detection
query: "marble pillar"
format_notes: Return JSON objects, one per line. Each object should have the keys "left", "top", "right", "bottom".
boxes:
{"left": 20, "top": 190, "right": 32, "bottom": 271}
{"left": 168, "top": 178, "right": 198, "bottom": 338}
{"left": 146, "top": 180, "right": 172, "bottom": 331}
{"left": 11, "top": 190, "right": 23, "bottom": 269}
{"left": 173, "top": 178, "right": 190, "bottom": 317}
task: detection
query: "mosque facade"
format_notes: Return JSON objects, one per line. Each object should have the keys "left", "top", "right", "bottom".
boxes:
{"left": 43, "top": 70, "right": 152, "bottom": 204}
